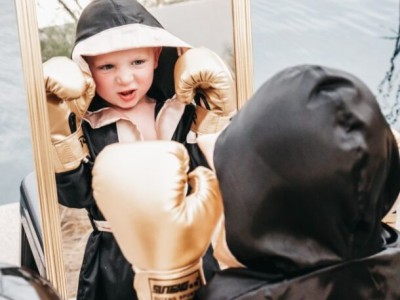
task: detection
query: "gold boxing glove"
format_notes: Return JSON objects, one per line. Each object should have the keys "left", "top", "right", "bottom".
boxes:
{"left": 174, "top": 47, "right": 237, "bottom": 135}
{"left": 92, "top": 141, "right": 223, "bottom": 300}
{"left": 43, "top": 56, "right": 95, "bottom": 173}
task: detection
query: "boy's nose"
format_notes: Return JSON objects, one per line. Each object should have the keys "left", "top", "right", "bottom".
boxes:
{"left": 116, "top": 69, "right": 134, "bottom": 85}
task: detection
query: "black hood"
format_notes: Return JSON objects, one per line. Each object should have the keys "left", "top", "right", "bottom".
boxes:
{"left": 214, "top": 65, "right": 400, "bottom": 275}
{"left": 72, "top": 0, "right": 191, "bottom": 102}
{"left": 74, "top": 0, "right": 162, "bottom": 45}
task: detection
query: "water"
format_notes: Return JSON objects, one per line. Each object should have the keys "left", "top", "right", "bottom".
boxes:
{"left": 251, "top": 0, "right": 400, "bottom": 129}
{"left": 0, "top": 0, "right": 35, "bottom": 205}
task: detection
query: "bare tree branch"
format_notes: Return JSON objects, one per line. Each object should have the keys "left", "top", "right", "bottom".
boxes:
{"left": 57, "top": 0, "right": 78, "bottom": 22}
{"left": 74, "top": 0, "right": 83, "bottom": 10}
{"left": 379, "top": 0, "right": 400, "bottom": 124}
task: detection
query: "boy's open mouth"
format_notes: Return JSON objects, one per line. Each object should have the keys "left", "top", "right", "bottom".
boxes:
{"left": 119, "top": 89, "right": 135, "bottom": 96}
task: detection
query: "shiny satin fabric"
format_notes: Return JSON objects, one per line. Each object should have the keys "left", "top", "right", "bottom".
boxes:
{"left": 92, "top": 141, "right": 223, "bottom": 300}
{"left": 0, "top": 264, "right": 61, "bottom": 300}
{"left": 44, "top": 57, "right": 96, "bottom": 173}
{"left": 55, "top": 1, "right": 218, "bottom": 299}
{"left": 56, "top": 96, "right": 219, "bottom": 300}
{"left": 203, "top": 65, "right": 400, "bottom": 299}
{"left": 197, "top": 225, "right": 400, "bottom": 299}
{"left": 174, "top": 47, "right": 237, "bottom": 134}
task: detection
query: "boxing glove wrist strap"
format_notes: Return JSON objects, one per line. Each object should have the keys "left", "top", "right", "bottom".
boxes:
{"left": 133, "top": 260, "right": 205, "bottom": 300}
{"left": 192, "top": 105, "right": 233, "bottom": 135}
{"left": 51, "top": 127, "right": 89, "bottom": 173}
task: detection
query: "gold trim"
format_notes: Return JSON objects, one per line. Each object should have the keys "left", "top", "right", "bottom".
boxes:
{"left": 232, "top": 0, "right": 254, "bottom": 109}
{"left": 14, "top": 0, "right": 68, "bottom": 298}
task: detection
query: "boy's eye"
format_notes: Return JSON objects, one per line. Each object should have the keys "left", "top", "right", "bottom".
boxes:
{"left": 132, "top": 59, "right": 146, "bottom": 66}
{"left": 99, "top": 64, "right": 114, "bottom": 70}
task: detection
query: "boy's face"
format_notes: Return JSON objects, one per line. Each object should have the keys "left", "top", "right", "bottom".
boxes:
{"left": 86, "top": 47, "right": 161, "bottom": 109}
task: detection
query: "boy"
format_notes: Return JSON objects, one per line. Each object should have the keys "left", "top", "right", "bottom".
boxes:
{"left": 94, "top": 65, "right": 400, "bottom": 299}
{"left": 200, "top": 65, "right": 400, "bottom": 299}
{"left": 43, "top": 0, "right": 235, "bottom": 299}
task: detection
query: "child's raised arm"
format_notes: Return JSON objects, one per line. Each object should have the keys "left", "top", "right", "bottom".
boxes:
{"left": 174, "top": 47, "right": 237, "bottom": 135}
{"left": 43, "top": 56, "right": 95, "bottom": 173}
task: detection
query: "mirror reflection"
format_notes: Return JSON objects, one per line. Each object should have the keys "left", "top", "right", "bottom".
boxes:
{"left": 31, "top": 0, "right": 236, "bottom": 299}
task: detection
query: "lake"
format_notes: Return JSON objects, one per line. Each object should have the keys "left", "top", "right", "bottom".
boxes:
{"left": 0, "top": 0, "right": 35, "bottom": 205}
{"left": 251, "top": 0, "right": 400, "bottom": 127}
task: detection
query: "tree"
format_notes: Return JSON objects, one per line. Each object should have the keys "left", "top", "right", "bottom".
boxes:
{"left": 376, "top": 1, "right": 400, "bottom": 126}
{"left": 40, "top": 23, "right": 76, "bottom": 62}
{"left": 56, "top": 0, "right": 82, "bottom": 22}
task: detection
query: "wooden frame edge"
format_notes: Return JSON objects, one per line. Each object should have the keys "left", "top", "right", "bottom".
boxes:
{"left": 14, "top": 0, "right": 68, "bottom": 298}
{"left": 232, "top": 0, "right": 254, "bottom": 109}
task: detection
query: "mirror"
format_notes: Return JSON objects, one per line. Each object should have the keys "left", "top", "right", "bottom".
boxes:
{"left": 14, "top": 0, "right": 68, "bottom": 298}
{"left": 14, "top": 0, "right": 253, "bottom": 298}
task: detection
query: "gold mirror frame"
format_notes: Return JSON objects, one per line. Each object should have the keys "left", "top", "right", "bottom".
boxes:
{"left": 14, "top": 0, "right": 253, "bottom": 298}
{"left": 232, "top": 0, "right": 254, "bottom": 108}
{"left": 14, "top": 0, "right": 68, "bottom": 298}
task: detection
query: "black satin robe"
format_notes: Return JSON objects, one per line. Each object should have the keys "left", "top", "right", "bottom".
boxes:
{"left": 56, "top": 0, "right": 219, "bottom": 297}
{"left": 197, "top": 65, "right": 400, "bottom": 300}
{"left": 56, "top": 96, "right": 219, "bottom": 300}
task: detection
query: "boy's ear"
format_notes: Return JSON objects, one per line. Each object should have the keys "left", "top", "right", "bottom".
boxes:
{"left": 153, "top": 47, "right": 162, "bottom": 69}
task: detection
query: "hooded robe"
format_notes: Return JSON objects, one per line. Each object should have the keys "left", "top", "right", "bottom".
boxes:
{"left": 55, "top": 1, "right": 219, "bottom": 299}
{"left": 197, "top": 65, "right": 400, "bottom": 299}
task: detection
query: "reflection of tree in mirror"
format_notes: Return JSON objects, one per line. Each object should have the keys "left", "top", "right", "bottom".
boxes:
{"left": 378, "top": 1, "right": 400, "bottom": 125}
{"left": 56, "top": 0, "right": 82, "bottom": 21}
{"left": 40, "top": 23, "right": 75, "bottom": 62}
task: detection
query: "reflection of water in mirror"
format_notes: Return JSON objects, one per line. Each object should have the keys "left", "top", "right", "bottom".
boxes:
{"left": 251, "top": 0, "right": 400, "bottom": 129}
{"left": 0, "top": 0, "right": 35, "bottom": 205}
